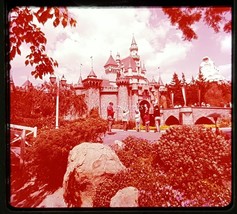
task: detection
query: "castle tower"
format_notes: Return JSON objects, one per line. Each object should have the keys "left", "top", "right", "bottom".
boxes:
{"left": 129, "top": 35, "right": 140, "bottom": 61}
{"left": 116, "top": 52, "right": 120, "bottom": 65}
{"left": 82, "top": 58, "right": 102, "bottom": 113}
{"left": 75, "top": 73, "right": 84, "bottom": 95}
{"left": 116, "top": 76, "right": 130, "bottom": 120}
{"left": 104, "top": 52, "right": 119, "bottom": 82}
{"left": 141, "top": 62, "right": 146, "bottom": 76}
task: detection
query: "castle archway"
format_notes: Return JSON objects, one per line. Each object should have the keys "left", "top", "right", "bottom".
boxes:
{"left": 195, "top": 117, "right": 214, "bottom": 125}
{"left": 165, "top": 116, "right": 180, "bottom": 125}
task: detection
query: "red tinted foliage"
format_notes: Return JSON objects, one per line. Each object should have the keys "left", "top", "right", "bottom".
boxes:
{"left": 94, "top": 126, "right": 231, "bottom": 207}
{"left": 9, "top": 7, "right": 77, "bottom": 79}
{"left": 162, "top": 7, "right": 231, "bottom": 41}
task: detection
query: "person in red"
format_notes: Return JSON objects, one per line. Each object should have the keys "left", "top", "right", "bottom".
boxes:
{"left": 107, "top": 102, "right": 115, "bottom": 133}
{"left": 143, "top": 112, "right": 150, "bottom": 132}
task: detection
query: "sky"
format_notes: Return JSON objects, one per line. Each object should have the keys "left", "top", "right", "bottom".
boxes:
{"left": 10, "top": 7, "right": 232, "bottom": 86}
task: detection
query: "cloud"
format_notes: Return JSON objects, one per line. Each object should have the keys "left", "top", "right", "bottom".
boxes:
{"left": 218, "top": 63, "right": 232, "bottom": 81}
{"left": 10, "top": 7, "right": 232, "bottom": 87}
{"left": 220, "top": 35, "right": 231, "bottom": 53}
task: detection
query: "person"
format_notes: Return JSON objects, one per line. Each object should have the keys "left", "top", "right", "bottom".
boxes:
{"left": 107, "top": 102, "right": 115, "bottom": 133}
{"left": 122, "top": 109, "right": 129, "bottom": 131}
{"left": 143, "top": 112, "right": 150, "bottom": 132}
{"left": 153, "top": 104, "right": 160, "bottom": 132}
{"left": 134, "top": 109, "right": 141, "bottom": 132}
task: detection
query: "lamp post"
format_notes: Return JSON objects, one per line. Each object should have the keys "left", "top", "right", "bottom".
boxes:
{"left": 49, "top": 74, "right": 67, "bottom": 129}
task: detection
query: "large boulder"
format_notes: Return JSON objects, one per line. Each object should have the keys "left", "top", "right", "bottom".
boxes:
{"left": 110, "top": 186, "right": 139, "bottom": 207}
{"left": 37, "top": 187, "right": 66, "bottom": 207}
{"left": 63, "top": 142, "right": 126, "bottom": 207}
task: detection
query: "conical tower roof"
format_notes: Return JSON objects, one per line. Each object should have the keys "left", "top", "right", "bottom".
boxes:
{"left": 87, "top": 69, "right": 97, "bottom": 78}
{"left": 104, "top": 54, "right": 118, "bottom": 67}
{"left": 158, "top": 75, "right": 164, "bottom": 86}
{"left": 78, "top": 74, "right": 83, "bottom": 85}
{"left": 130, "top": 35, "right": 138, "bottom": 52}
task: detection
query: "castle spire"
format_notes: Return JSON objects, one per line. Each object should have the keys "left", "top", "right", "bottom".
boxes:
{"left": 87, "top": 56, "right": 97, "bottom": 78}
{"left": 157, "top": 67, "right": 164, "bottom": 86}
{"left": 78, "top": 64, "right": 83, "bottom": 85}
{"left": 130, "top": 34, "right": 140, "bottom": 61}
{"left": 130, "top": 34, "right": 138, "bottom": 52}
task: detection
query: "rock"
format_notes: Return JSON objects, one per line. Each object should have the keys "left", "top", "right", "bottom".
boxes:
{"left": 111, "top": 140, "right": 125, "bottom": 150}
{"left": 38, "top": 187, "right": 66, "bottom": 207}
{"left": 63, "top": 142, "right": 126, "bottom": 207}
{"left": 110, "top": 186, "right": 139, "bottom": 207}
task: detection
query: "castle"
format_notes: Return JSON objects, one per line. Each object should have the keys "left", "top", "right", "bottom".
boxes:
{"left": 74, "top": 36, "right": 166, "bottom": 122}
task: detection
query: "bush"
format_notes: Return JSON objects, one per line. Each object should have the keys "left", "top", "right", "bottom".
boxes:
{"left": 94, "top": 126, "right": 231, "bottom": 207}
{"left": 157, "top": 126, "right": 231, "bottom": 206}
{"left": 218, "top": 114, "right": 232, "bottom": 128}
{"left": 25, "top": 115, "right": 107, "bottom": 191}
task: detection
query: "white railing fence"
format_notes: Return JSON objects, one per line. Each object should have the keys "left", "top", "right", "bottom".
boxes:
{"left": 10, "top": 124, "right": 37, "bottom": 167}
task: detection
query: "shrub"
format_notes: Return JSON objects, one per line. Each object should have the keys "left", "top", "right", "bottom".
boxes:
{"left": 218, "top": 114, "right": 232, "bottom": 128}
{"left": 25, "top": 115, "right": 107, "bottom": 191}
{"left": 94, "top": 126, "right": 231, "bottom": 207}
{"left": 157, "top": 126, "right": 231, "bottom": 206}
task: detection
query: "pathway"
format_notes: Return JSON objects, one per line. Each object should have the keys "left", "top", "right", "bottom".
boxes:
{"left": 102, "top": 129, "right": 164, "bottom": 145}
{"left": 102, "top": 127, "right": 231, "bottom": 145}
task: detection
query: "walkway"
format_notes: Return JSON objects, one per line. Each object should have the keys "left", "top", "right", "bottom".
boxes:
{"left": 103, "top": 129, "right": 164, "bottom": 145}
{"left": 102, "top": 127, "right": 231, "bottom": 145}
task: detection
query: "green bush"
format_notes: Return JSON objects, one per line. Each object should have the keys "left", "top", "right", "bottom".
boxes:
{"left": 25, "top": 115, "right": 107, "bottom": 191}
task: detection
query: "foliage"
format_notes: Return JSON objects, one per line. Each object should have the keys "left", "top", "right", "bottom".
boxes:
{"left": 168, "top": 72, "right": 183, "bottom": 106}
{"left": 157, "top": 126, "right": 231, "bottom": 206}
{"left": 162, "top": 7, "right": 231, "bottom": 41}
{"left": 10, "top": 88, "right": 87, "bottom": 125}
{"left": 9, "top": 7, "right": 77, "bottom": 78}
{"left": 165, "top": 72, "right": 231, "bottom": 107}
{"left": 204, "top": 82, "right": 231, "bottom": 107}
{"left": 94, "top": 126, "right": 231, "bottom": 207}
{"left": 23, "top": 115, "right": 107, "bottom": 191}
{"left": 217, "top": 114, "right": 232, "bottom": 128}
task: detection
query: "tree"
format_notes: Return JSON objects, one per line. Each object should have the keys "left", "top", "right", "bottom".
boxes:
{"left": 195, "top": 70, "right": 207, "bottom": 105}
{"left": 204, "top": 82, "right": 231, "bottom": 107}
{"left": 167, "top": 72, "right": 183, "bottom": 106}
{"left": 10, "top": 87, "right": 87, "bottom": 128}
{"left": 9, "top": 7, "right": 77, "bottom": 79}
{"left": 186, "top": 77, "right": 199, "bottom": 106}
{"left": 162, "top": 7, "right": 231, "bottom": 41}
{"left": 181, "top": 72, "right": 186, "bottom": 86}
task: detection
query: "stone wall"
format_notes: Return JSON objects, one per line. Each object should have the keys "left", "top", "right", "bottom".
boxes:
{"left": 100, "top": 93, "right": 118, "bottom": 120}
{"left": 117, "top": 85, "right": 129, "bottom": 120}
{"left": 85, "top": 88, "right": 101, "bottom": 113}
{"left": 161, "top": 107, "right": 231, "bottom": 125}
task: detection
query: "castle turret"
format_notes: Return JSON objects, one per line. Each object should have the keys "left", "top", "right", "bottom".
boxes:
{"left": 141, "top": 62, "right": 146, "bottom": 76}
{"left": 116, "top": 52, "right": 120, "bottom": 65}
{"left": 104, "top": 53, "right": 119, "bottom": 81}
{"left": 116, "top": 76, "right": 130, "bottom": 120}
{"left": 83, "top": 58, "right": 102, "bottom": 113}
{"left": 129, "top": 35, "right": 140, "bottom": 61}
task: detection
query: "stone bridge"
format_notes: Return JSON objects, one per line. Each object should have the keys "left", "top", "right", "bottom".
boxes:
{"left": 160, "top": 107, "right": 231, "bottom": 125}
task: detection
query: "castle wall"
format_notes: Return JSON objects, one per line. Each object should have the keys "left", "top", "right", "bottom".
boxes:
{"left": 100, "top": 93, "right": 118, "bottom": 120}
{"left": 117, "top": 85, "right": 129, "bottom": 120}
{"left": 85, "top": 88, "right": 101, "bottom": 113}
{"left": 130, "top": 90, "right": 139, "bottom": 120}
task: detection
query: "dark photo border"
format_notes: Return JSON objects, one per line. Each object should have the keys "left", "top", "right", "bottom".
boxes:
{"left": 1, "top": 0, "right": 236, "bottom": 213}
